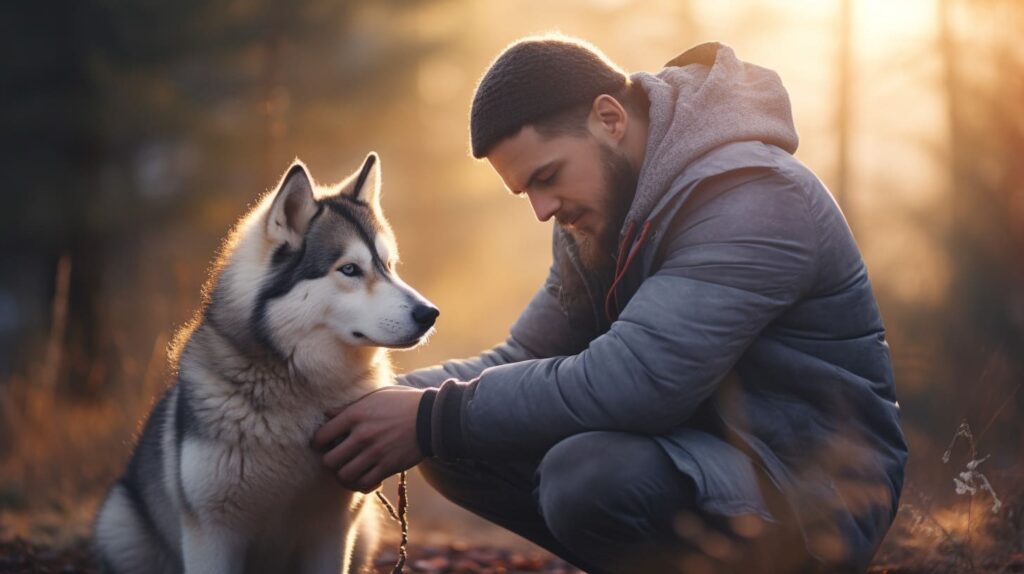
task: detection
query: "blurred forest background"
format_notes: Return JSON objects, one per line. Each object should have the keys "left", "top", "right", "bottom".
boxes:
{"left": 0, "top": 0, "right": 1021, "bottom": 570}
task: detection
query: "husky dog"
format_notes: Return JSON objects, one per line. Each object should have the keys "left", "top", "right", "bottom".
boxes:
{"left": 93, "top": 153, "right": 438, "bottom": 574}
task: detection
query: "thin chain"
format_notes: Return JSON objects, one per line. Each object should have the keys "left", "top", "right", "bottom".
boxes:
{"left": 375, "top": 470, "right": 409, "bottom": 573}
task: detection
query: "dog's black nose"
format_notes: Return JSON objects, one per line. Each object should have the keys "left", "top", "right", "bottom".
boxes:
{"left": 412, "top": 305, "right": 440, "bottom": 327}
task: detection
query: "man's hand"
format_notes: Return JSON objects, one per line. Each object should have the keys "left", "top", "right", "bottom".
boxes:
{"left": 311, "top": 385, "right": 426, "bottom": 493}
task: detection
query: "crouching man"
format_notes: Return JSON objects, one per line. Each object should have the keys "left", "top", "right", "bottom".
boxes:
{"left": 313, "top": 36, "right": 908, "bottom": 573}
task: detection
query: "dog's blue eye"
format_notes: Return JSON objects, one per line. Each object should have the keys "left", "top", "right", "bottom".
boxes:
{"left": 338, "top": 263, "right": 362, "bottom": 277}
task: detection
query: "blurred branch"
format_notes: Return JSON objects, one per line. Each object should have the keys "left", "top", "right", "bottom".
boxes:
{"left": 38, "top": 254, "right": 71, "bottom": 392}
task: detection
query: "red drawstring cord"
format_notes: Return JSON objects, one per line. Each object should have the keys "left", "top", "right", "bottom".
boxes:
{"left": 603, "top": 220, "right": 636, "bottom": 323}
{"left": 604, "top": 220, "right": 652, "bottom": 323}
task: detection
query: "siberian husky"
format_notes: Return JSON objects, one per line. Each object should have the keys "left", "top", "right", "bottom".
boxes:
{"left": 93, "top": 153, "right": 438, "bottom": 574}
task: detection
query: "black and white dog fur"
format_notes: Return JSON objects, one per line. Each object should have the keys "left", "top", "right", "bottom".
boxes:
{"left": 93, "top": 153, "right": 438, "bottom": 574}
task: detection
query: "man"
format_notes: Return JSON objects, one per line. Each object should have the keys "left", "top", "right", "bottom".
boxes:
{"left": 312, "top": 36, "right": 908, "bottom": 573}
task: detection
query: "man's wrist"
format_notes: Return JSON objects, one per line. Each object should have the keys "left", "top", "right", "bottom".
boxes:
{"left": 415, "top": 388, "right": 438, "bottom": 457}
{"left": 415, "top": 378, "right": 476, "bottom": 460}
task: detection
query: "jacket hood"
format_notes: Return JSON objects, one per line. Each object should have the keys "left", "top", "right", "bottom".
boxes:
{"left": 624, "top": 42, "right": 800, "bottom": 230}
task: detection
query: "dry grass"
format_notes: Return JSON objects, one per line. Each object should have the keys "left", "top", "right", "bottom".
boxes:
{"left": 873, "top": 422, "right": 1023, "bottom": 574}
{"left": 0, "top": 370, "right": 157, "bottom": 546}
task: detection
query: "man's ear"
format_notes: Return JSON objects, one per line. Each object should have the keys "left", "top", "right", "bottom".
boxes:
{"left": 266, "top": 162, "right": 318, "bottom": 247}
{"left": 589, "top": 94, "right": 628, "bottom": 143}
{"left": 350, "top": 152, "right": 381, "bottom": 208}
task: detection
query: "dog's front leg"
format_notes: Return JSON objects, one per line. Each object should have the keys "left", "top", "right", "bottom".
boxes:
{"left": 298, "top": 532, "right": 344, "bottom": 574}
{"left": 295, "top": 510, "right": 345, "bottom": 574}
{"left": 181, "top": 519, "right": 246, "bottom": 574}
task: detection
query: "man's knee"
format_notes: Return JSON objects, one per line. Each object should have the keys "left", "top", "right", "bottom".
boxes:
{"left": 416, "top": 457, "right": 454, "bottom": 496}
{"left": 537, "top": 432, "right": 632, "bottom": 514}
{"left": 416, "top": 456, "right": 539, "bottom": 515}
{"left": 536, "top": 432, "right": 692, "bottom": 545}
{"left": 416, "top": 457, "right": 486, "bottom": 508}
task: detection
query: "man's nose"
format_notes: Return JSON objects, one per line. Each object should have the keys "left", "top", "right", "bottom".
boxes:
{"left": 527, "top": 192, "right": 560, "bottom": 222}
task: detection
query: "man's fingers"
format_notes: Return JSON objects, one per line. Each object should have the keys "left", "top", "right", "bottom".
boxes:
{"left": 355, "top": 481, "right": 383, "bottom": 494}
{"left": 334, "top": 448, "right": 379, "bottom": 486}
{"left": 354, "top": 466, "right": 387, "bottom": 494}
{"left": 312, "top": 410, "right": 356, "bottom": 451}
{"left": 322, "top": 432, "right": 366, "bottom": 470}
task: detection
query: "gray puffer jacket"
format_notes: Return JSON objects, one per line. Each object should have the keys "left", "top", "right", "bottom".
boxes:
{"left": 400, "top": 43, "right": 907, "bottom": 572}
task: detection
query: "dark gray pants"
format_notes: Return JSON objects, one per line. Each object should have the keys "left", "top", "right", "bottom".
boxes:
{"left": 418, "top": 431, "right": 810, "bottom": 574}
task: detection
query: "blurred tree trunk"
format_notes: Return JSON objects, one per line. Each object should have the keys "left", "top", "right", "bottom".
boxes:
{"left": 938, "top": 0, "right": 1024, "bottom": 450}
{"left": 836, "top": 0, "right": 853, "bottom": 226}
{"left": 262, "top": 2, "right": 287, "bottom": 190}
{"left": 939, "top": 0, "right": 963, "bottom": 228}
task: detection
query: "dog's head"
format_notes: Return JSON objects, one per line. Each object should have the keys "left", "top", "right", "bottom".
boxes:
{"left": 211, "top": 153, "right": 438, "bottom": 360}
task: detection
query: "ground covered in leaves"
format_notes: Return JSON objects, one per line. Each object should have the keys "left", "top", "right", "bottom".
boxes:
{"left": 2, "top": 536, "right": 1023, "bottom": 574}
{"left": 0, "top": 537, "right": 583, "bottom": 573}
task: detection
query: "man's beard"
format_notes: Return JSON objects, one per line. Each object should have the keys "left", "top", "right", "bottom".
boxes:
{"left": 565, "top": 143, "right": 639, "bottom": 286}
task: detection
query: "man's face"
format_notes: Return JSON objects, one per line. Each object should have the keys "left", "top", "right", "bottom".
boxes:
{"left": 487, "top": 125, "right": 637, "bottom": 272}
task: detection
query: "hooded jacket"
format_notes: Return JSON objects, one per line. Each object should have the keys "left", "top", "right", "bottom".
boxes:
{"left": 400, "top": 43, "right": 908, "bottom": 572}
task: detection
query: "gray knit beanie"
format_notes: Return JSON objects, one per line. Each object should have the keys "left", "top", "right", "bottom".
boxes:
{"left": 470, "top": 36, "right": 629, "bottom": 158}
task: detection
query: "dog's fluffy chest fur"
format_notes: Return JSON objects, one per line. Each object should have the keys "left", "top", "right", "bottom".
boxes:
{"left": 175, "top": 326, "right": 385, "bottom": 524}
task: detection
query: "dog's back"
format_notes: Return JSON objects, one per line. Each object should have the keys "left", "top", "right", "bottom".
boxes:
{"left": 94, "top": 386, "right": 183, "bottom": 573}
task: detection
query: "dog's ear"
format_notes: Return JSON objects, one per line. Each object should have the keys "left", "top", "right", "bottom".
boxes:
{"left": 350, "top": 152, "right": 381, "bottom": 208}
{"left": 267, "top": 161, "right": 318, "bottom": 247}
